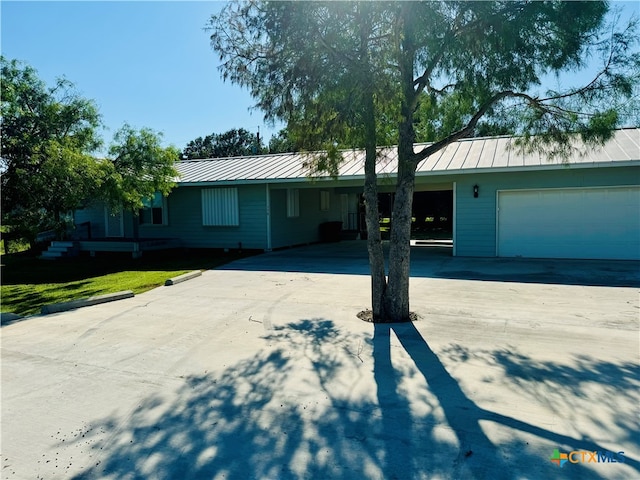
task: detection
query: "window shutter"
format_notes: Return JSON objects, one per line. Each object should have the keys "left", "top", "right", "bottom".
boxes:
{"left": 202, "top": 188, "right": 239, "bottom": 226}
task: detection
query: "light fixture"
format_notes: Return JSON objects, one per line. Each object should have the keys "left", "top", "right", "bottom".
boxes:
{"left": 473, "top": 184, "right": 479, "bottom": 198}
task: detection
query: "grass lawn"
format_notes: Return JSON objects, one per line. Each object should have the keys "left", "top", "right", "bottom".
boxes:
{"left": 1, "top": 249, "right": 253, "bottom": 317}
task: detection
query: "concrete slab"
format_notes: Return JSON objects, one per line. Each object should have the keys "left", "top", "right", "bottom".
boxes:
{"left": 1, "top": 242, "right": 639, "bottom": 479}
{"left": 164, "top": 270, "right": 202, "bottom": 286}
{"left": 222, "top": 241, "right": 640, "bottom": 287}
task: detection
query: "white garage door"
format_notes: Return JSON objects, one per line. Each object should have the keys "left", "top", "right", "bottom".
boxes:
{"left": 497, "top": 186, "right": 640, "bottom": 260}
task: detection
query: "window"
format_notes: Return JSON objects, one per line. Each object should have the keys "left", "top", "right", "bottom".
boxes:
{"left": 287, "top": 188, "right": 300, "bottom": 218}
{"left": 202, "top": 188, "right": 239, "bottom": 226}
{"left": 320, "top": 190, "right": 330, "bottom": 211}
{"left": 139, "top": 192, "right": 167, "bottom": 225}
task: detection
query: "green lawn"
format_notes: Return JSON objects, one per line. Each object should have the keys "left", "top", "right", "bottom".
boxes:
{"left": 1, "top": 249, "right": 252, "bottom": 316}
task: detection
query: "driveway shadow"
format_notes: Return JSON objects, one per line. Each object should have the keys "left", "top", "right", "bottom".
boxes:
{"left": 219, "top": 242, "right": 640, "bottom": 287}
{"left": 57, "top": 318, "right": 639, "bottom": 479}
{"left": 383, "top": 322, "right": 639, "bottom": 478}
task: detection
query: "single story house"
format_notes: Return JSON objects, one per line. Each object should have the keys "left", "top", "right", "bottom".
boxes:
{"left": 74, "top": 128, "right": 640, "bottom": 260}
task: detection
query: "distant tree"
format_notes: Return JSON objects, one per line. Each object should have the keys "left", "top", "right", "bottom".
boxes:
{"left": 182, "top": 128, "right": 264, "bottom": 159}
{"left": 268, "top": 129, "right": 298, "bottom": 153}
{"left": 102, "top": 125, "right": 180, "bottom": 238}
{"left": 0, "top": 56, "right": 102, "bottom": 246}
{"left": 182, "top": 134, "right": 216, "bottom": 160}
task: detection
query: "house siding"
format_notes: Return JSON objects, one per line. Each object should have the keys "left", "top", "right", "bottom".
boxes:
{"left": 72, "top": 148, "right": 638, "bottom": 258}
{"left": 270, "top": 187, "right": 343, "bottom": 249}
{"left": 454, "top": 166, "right": 640, "bottom": 257}
{"left": 74, "top": 206, "right": 106, "bottom": 238}
{"left": 137, "top": 185, "right": 269, "bottom": 249}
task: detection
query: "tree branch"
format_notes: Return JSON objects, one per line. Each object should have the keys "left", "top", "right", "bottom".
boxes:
{"left": 413, "top": 90, "right": 522, "bottom": 163}
{"left": 426, "top": 83, "right": 457, "bottom": 95}
{"left": 412, "top": 7, "right": 487, "bottom": 99}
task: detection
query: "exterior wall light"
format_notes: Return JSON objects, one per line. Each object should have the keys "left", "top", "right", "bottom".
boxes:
{"left": 473, "top": 184, "right": 479, "bottom": 198}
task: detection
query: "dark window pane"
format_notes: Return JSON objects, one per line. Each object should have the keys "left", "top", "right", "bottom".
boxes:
{"left": 152, "top": 207, "right": 163, "bottom": 225}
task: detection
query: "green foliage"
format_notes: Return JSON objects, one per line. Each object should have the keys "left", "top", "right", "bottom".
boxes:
{"left": 1, "top": 58, "right": 182, "bottom": 246}
{"left": 182, "top": 128, "right": 265, "bottom": 159}
{"left": 209, "top": 1, "right": 638, "bottom": 163}
{"left": 208, "top": 1, "right": 398, "bottom": 162}
{"left": 1, "top": 57, "right": 102, "bottom": 243}
{"left": 302, "top": 143, "right": 343, "bottom": 180}
{"left": 267, "top": 129, "right": 298, "bottom": 154}
{"left": 103, "top": 125, "right": 180, "bottom": 213}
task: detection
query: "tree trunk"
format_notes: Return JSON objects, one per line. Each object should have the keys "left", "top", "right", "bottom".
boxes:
{"left": 381, "top": 3, "right": 418, "bottom": 323}
{"left": 364, "top": 161, "right": 386, "bottom": 320}
{"left": 362, "top": 81, "right": 387, "bottom": 321}
{"left": 383, "top": 162, "right": 416, "bottom": 322}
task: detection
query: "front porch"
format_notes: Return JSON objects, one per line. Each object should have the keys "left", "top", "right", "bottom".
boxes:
{"left": 41, "top": 238, "right": 182, "bottom": 259}
{"left": 79, "top": 238, "right": 182, "bottom": 258}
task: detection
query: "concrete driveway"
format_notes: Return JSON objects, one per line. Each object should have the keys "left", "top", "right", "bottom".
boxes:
{"left": 221, "top": 241, "right": 640, "bottom": 287}
{"left": 2, "top": 242, "right": 639, "bottom": 479}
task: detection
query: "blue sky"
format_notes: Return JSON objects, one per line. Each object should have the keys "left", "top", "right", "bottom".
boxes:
{"left": 1, "top": 1, "right": 284, "bottom": 152}
{"left": 2, "top": 1, "right": 638, "bottom": 154}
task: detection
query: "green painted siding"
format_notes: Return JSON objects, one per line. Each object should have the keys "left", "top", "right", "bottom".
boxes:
{"left": 74, "top": 206, "right": 135, "bottom": 238}
{"left": 454, "top": 166, "right": 640, "bottom": 257}
{"left": 137, "top": 184, "right": 268, "bottom": 249}
{"left": 74, "top": 206, "right": 106, "bottom": 238}
{"left": 270, "top": 187, "right": 343, "bottom": 249}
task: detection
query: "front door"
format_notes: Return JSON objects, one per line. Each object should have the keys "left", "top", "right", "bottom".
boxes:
{"left": 105, "top": 208, "right": 124, "bottom": 237}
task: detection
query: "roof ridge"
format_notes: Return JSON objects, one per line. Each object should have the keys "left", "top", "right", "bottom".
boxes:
{"left": 178, "top": 151, "right": 298, "bottom": 163}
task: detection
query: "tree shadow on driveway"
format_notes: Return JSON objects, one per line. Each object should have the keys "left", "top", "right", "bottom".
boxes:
{"left": 66, "top": 319, "right": 638, "bottom": 479}
{"left": 219, "top": 242, "right": 640, "bottom": 287}
{"left": 382, "top": 322, "right": 639, "bottom": 479}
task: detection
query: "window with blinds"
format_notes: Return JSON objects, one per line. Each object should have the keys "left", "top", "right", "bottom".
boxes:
{"left": 287, "top": 188, "right": 300, "bottom": 218}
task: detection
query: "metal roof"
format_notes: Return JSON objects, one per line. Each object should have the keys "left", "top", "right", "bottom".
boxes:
{"left": 176, "top": 128, "right": 640, "bottom": 185}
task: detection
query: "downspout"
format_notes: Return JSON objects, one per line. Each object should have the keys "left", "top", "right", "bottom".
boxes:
{"left": 265, "top": 183, "right": 272, "bottom": 251}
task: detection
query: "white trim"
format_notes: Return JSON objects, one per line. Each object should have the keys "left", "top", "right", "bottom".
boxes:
{"left": 265, "top": 183, "right": 272, "bottom": 251}
{"left": 495, "top": 189, "right": 500, "bottom": 257}
{"left": 452, "top": 182, "right": 457, "bottom": 256}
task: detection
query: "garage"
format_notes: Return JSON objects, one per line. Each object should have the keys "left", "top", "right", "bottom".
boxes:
{"left": 497, "top": 186, "right": 640, "bottom": 260}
